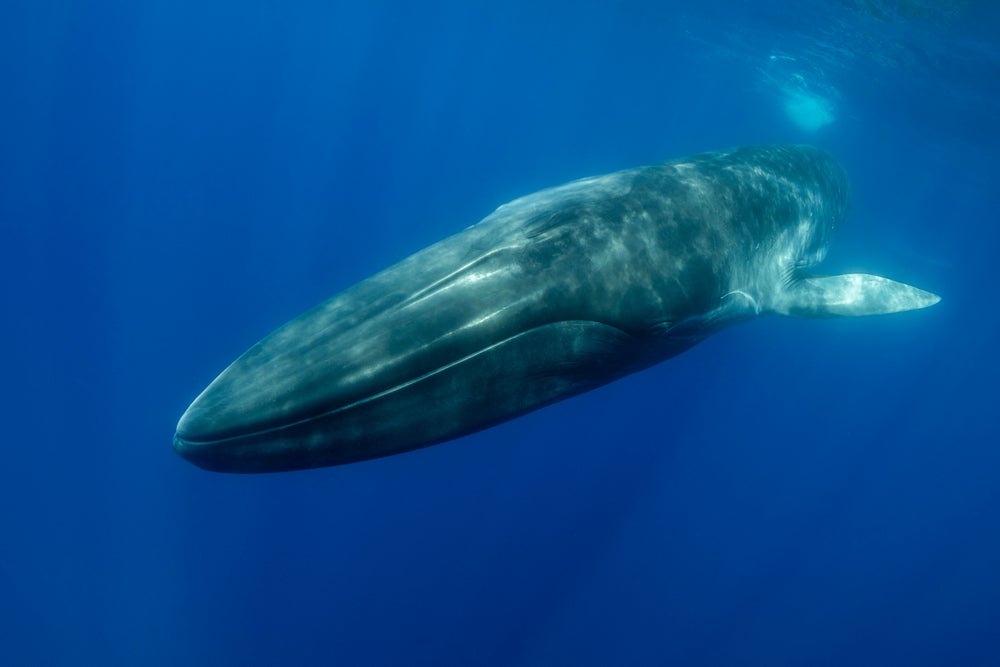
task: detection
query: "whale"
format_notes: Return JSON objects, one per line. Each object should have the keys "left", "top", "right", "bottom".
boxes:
{"left": 174, "top": 145, "right": 940, "bottom": 473}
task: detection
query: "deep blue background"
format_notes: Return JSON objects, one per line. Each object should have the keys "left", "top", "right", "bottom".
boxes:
{"left": 2, "top": 1, "right": 998, "bottom": 665}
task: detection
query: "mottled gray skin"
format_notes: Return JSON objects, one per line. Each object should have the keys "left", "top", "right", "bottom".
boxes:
{"left": 174, "top": 145, "right": 939, "bottom": 473}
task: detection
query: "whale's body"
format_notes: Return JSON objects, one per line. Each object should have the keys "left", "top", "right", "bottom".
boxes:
{"left": 174, "top": 145, "right": 939, "bottom": 473}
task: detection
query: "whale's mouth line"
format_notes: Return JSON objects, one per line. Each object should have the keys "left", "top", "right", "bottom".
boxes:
{"left": 175, "top": 319, "right": 624, "bottom": 448}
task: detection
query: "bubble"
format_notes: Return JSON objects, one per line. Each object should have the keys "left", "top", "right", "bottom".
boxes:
{"left": 783, "top": 89, "right": 836, "bottom": 133}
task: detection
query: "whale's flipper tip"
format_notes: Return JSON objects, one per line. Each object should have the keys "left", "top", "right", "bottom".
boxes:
{"left": 778, "top": 273, "right": 941, "bottom": 318}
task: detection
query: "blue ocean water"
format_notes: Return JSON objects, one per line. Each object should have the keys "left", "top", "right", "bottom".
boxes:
{"left": 2, "top": 1, "right": 998, "bottom": 664}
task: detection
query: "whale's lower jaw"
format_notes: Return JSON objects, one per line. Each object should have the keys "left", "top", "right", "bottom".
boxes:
{"left": 174, "top": 320, "right": 651, "bottom": 473}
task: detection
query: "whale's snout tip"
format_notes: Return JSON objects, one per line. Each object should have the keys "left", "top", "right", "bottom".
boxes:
{"left": 172, "top": 431, "right": 197, "bottom": 465}
{"left": 172, "top": 395, "right": 244, "bottom": 472}
{"left": 172, "top": 416, "right": 220, "bottom": 472}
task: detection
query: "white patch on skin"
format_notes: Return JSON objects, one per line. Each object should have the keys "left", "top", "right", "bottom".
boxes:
{"left": 488, "top": 172, "right": 634, "bottom": 221}
{"left": 400, "top": 246, "right": 519, "bottom": 310}
{"left": 721, "top": 290, "right": 761, "bottom": 314}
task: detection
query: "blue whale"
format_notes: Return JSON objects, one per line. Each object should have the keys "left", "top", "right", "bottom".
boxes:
{"left": 174, "top": 145, "right": 939, "bottom": 473}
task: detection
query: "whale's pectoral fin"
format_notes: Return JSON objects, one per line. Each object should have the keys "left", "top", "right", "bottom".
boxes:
{"left": 776, "top": 273, "right": 941, "bottom": 318}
